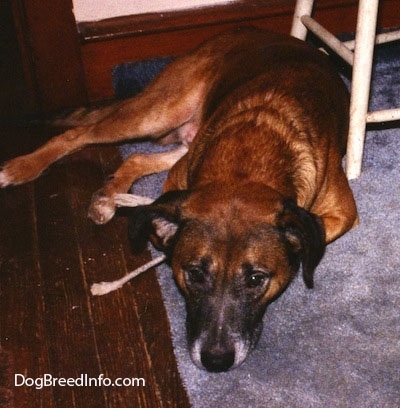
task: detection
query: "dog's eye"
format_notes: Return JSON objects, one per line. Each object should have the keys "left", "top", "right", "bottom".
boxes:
{"left": 243, "top": 264, "right": 271, "bottom": 290}
{"left": 185, "top": 266, "right": 207, "bottom": 285}
{"left": 246, "top": 272, "right": 268, "bottom": 288}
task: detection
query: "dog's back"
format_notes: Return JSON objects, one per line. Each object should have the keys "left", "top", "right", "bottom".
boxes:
{"left": 196, "top": 28, "right": 349, "bottom": 131}
{"left": 165, "top": 28, "right": 350, "bottom": 211}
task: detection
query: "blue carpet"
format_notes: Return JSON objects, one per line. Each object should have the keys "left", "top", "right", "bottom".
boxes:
{"left": 116, "top": 41, "right": 400, "bottom": 407}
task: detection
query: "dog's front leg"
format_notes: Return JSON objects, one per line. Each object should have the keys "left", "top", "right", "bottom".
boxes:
{"left": 88, "top": 145, "right": 188, "bottom": 224}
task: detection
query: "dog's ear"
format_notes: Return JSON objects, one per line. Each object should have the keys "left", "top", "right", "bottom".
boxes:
{"left": 128, "top": 190, "right": 189, "bottom": 255}
{"left": 277, "top": 199, "right": 326, "bottom": 289}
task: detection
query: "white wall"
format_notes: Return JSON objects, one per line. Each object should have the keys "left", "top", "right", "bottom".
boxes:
{"left": 72, "top": 0, "right": 236, "bottom": 22}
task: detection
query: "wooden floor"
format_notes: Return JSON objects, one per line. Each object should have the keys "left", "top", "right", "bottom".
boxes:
{"left": 0, "top": 123, "right": 191, "bottom": 407}
{"left": 0, "top": 2, "right": 190, "bottom": 405}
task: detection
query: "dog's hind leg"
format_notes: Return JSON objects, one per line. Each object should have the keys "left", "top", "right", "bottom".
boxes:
{"left": 0, "top": 55, "right": 207, "bottom": 188}
{"left": 88, "top": 144, "right": 188, "bottom": 224}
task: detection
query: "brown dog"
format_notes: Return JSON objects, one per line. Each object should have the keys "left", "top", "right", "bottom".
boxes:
{"left": 0, "top": 27, "right": 357, "bottom": 372}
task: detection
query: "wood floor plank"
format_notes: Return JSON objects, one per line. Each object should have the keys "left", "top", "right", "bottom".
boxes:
{"left": 97, "top": 148, "right": 191, "bottom": 407}
{"left": 33, "top": 160, "right": 107, "bottom": 407}
{"left": 0, "top": 183, "right": 54, "bottom": 408}
{"left": 0, "top": 127, "right": 54, "bottom": 407}
{"left": 63, "top": 147, "right": 163, "bottom": 407}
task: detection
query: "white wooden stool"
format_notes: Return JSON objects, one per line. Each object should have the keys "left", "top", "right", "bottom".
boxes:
{"left": 291, "top": 0, "right": 400, "bottom": 179}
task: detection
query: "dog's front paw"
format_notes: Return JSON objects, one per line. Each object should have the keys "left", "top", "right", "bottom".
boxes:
{"left": 88, "top": 190, "right": 116, "bottom": 224}
{"left": 0, "top": 156, "right": 43, "bottom": 187}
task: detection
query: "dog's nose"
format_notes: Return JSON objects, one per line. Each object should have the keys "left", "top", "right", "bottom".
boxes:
{"left": 201, "top": 350, "right": 235, "bottom": 372}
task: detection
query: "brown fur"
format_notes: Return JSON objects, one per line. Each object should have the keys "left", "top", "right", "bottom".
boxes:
{"left": 1, "top": 28, "right": 358, "bottom": 371}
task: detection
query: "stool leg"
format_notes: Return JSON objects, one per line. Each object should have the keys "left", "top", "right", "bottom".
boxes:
{"left": 291, "top": 0, "right": 314, "bottom": 40}
{"left": 346, "top": 0, "right": 379, "bottom": 179}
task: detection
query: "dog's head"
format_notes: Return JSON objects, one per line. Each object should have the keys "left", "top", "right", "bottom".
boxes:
{"left": 128, "top": 183, "right": 325, "bottom": 372}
